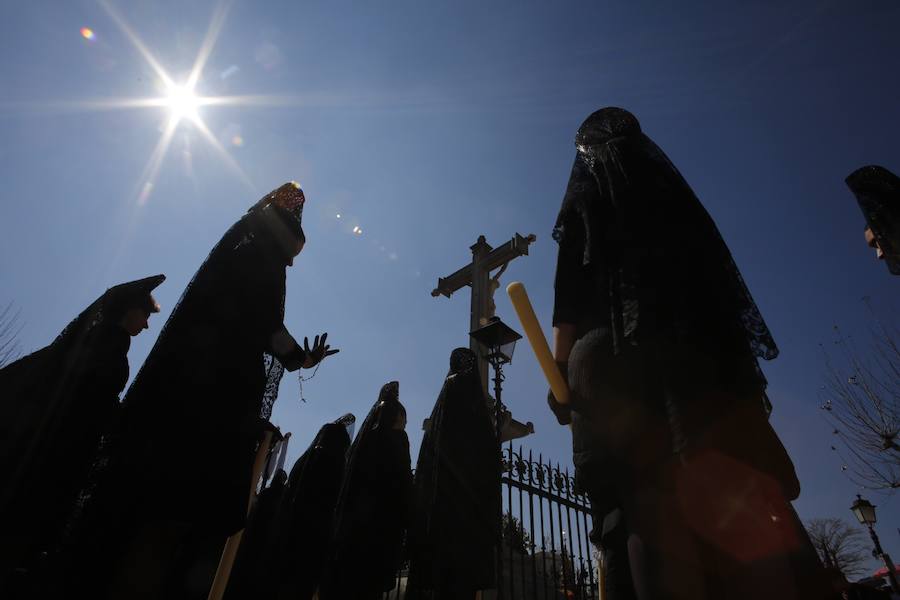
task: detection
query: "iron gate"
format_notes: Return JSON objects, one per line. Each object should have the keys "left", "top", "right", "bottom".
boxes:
{"left": 384, "top": 443, "right": 599, "bottom": 599}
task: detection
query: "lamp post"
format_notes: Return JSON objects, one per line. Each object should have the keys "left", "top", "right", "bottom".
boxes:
{"left": 851, "top": 494, "right": 900, "bottom": 593}
{"left": 470, "top": 315, "right": 522, "bottom": 599}
{"left": 470, "top": 316, "right": 522, "bottom": 441}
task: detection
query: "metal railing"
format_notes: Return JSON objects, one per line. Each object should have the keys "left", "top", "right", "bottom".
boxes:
{"left": 383, "top": 443, "right": 599, "bottom": 600}
{"left": 498, "top": 442, "right": 598, "bottom": 600}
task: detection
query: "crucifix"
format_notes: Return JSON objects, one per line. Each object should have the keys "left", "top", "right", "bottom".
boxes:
{"left": 432, "top": 233, "right": 537, "bottom": 441}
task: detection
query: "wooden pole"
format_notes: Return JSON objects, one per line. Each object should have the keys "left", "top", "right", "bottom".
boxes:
{"left": 207, "top": 429, "right": 275, "bottom": 600}
{"left": 506, "top": 282, "right": 569, "bottom": 405}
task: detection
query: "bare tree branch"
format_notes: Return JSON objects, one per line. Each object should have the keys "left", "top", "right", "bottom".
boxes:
{"left": 806, "top": 517, "right": 871, "bottom": 579}
{"left": 820, "top": 305, "right": 900, "bottom": 491}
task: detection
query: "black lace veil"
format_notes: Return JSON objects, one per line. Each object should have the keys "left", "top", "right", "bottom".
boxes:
{"left": 846, "top": 165, "right": 900, "bottom": 275}
{"left": 106, "top": 184, "right": 307, "bottom": 537}
{"left": 347, "top": 382, "right": 402, "bottom": 457}
{"left": 261, "top": 354, "right": 285, "bottom": 421}
{"left": 332, "top": 382, "right": 402, "bottom": 517}
{"left": 269, "top": 416, "right": 353, "bottom": 598}
{"left": 26, "top": 274, "right": 164, "bottom": 374}
{"left": 123, "top": 190, "right": 291, "bottom": 422}
{"left": 554, "top": 107, "right": 778, "bottom": 362}
{"left": 0, "top": 275, "right": 164, "bottom": 503}
{"left": 408, "top": 348, "right": 499, "bottom": 592}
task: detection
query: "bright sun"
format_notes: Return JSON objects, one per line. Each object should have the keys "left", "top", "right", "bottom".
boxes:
{"left": 164, "top": 84, "right": 200, "bottom": 122}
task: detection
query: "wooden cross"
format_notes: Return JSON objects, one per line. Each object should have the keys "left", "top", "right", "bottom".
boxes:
{"left": 432, "top": 233, "right": 537, "bottom": 440}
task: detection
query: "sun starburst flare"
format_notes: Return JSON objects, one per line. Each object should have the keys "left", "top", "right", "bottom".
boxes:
{"left": 50, "top": 0, "right": 314, "bottom": 206}
{"left": 0, "top": 2, "right": 349, "bottom": 210}
{"left": 85, "top": 0, "right": 261, "bottom": 202}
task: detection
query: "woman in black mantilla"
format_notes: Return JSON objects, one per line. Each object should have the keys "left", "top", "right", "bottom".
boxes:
{"left": 101, "top": 182, "right": 338, "bottom": 599}
{"left": 222, "top": 467, "right": 288, "bottom": 600}
{"left": 270, "top": 416, "right": 354, "bottom": 600}
{"left": 319, "top": 381, "right": 413, "bottom": 600}
{"left": 549, "top": 108, "right": 829, "bottom": 599}
{"left": 408, "top": 348, "right": 501, "bottom": 599}
{"left": 846, "top": 165, "right": 900, "bottom": 275}
{"left": 0, "top": 275, "right": 163, "bottom": 580}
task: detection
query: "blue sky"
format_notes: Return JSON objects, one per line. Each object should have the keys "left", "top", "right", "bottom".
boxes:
{"left": 1, "top": 0, "right": 899, "bottom": 572}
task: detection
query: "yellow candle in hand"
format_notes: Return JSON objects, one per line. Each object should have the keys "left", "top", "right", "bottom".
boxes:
{"left": 506, "top": 281, "right": 570, "bottom": 406}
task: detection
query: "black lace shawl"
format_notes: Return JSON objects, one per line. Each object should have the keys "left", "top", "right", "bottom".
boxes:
{"left": 408, "top": 348, "right": 501, "bottom": 593}
{"left": 846, "top": 165, "right": 900, "bottom": 275}
{"left": 112, "top": 199, "right": 296, "bottom": 536}
{"left": 321, "top": 382, "right": 412, "bottom": 597}
{"left": 0, "top": 276, "right": 161, "bottom": 567}
{"left": 264, "top": 420, "right": 351, "bottom": 599}
{"left": 553, "top": 107, "right": 778, "bottom": 364}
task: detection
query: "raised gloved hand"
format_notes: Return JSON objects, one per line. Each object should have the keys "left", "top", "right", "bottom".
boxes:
{"left": 302, "top": 332, "right": 339, "bottom": 368}
{"left": 547, "top": 360, "right": 572, "bottom": 425}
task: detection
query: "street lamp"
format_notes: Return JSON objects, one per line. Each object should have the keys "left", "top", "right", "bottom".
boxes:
{"left": 470, "top": 316, "right": 522, "bottom": 441}
{"left": 470, "top": 315, "right": 522, "bottom": 598}
{"left": 471, "top": 316, "right": 521, "bottom": 364}
{"left": 850, "top": 495, "right": 877, "bottom": 527}
{"left": 851, "top": 494, "right": 900, "bottom": 593}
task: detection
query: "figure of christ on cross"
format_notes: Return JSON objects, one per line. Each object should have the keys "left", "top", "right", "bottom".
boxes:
{"left": 432, "top": 233, "right": 537, "bottom": 442}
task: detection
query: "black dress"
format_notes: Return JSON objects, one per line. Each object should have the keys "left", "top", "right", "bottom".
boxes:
{"left": 0, "top": 275, "right": 162, "bottom": 577}
{"left": 270, "top": 421, "right": 351, "bottom": 600}
{"left": 408, "top": 349, "right": 501, "bottom": 598}
{"left": 553, "top": 107, "right": 825, "bottom": 600}
{"left": 112, "top": 205, "right": 301, "bottom": 539}
{"left": 68, "top": 186, "right": 308, "bottom": 599}
{"left": 320, "top": 382, "right": 413, "bottom": 599}
{"left": 223, "top": 469, "right": 289, "bottom": 600}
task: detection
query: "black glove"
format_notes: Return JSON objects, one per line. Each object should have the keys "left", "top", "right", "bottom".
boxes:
{"left": 248, "top": 418, "right": 284, "bottom": 442}
{"left": 547, "top": 360, "right": 572, "bottom": 425}
{"left": 259, "top": 419, "right": 284, "bottom": 442}
{"left": 303, "top": 332, "right": 340, "bottom": 368}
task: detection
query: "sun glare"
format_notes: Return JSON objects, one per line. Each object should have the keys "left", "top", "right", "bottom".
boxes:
{"left": 164, "top": 84, "right": 200, "bottom": 121}
{"left": 73, "top": 0, "right": 259, "bottom": 204}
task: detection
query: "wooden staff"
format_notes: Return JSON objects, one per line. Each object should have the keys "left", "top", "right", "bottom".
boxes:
{"left": 506, "top": 281, "right": 570, "bottom": 405}
{"left": 207, "top": 428, "right": 276, "bottom": 600}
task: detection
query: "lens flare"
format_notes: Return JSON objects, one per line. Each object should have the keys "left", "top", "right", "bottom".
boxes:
{"left": 62, "top": 1, "right": 259, "bottom": 205}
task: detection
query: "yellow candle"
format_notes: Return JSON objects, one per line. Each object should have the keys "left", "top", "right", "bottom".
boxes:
{"left": 506, "top": 281, "right": 570, "bottom": 406}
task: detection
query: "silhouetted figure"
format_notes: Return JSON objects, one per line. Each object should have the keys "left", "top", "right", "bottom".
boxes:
{"left": 270, "top": 418, "right": 353, "bottom": 600}
{"left": 86, "top": 182, "right": 336, "bottom": 599}
{"left": 320, "top": 382, "right": 413, "bottom": 599}
{"left": 408, "top": 348, "right": 501, "bottom": 599}
{"left": 0, "top": 275, "right": 163, "bottom": 585}
{"left": 549, "top": 108, "right": 830, "bottom": 600}
{"left": 846, "top": 165, "right": 900, "bottom": 275}
{"left": 223, "top": 468, "right": 288, "bottom": 600}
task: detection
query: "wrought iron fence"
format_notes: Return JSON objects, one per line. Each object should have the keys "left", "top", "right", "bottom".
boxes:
{"left": 498, "top": 442, "right": 599, "bottom": 600}
{"left": 382, "top": 443, "right": 599, "bottom": 600}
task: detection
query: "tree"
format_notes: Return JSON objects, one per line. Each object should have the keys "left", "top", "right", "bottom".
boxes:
{"left": 0, "top": 302, "right": 21, "bottom": 368}
{"left": 806, "top": 518, "right": 871, "bottom": 579}
{"left": 820, "top": 301, "right": 900, "bottom": 490}
{"left": 502, "top": 512, "right": 532, "bottom": 555}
